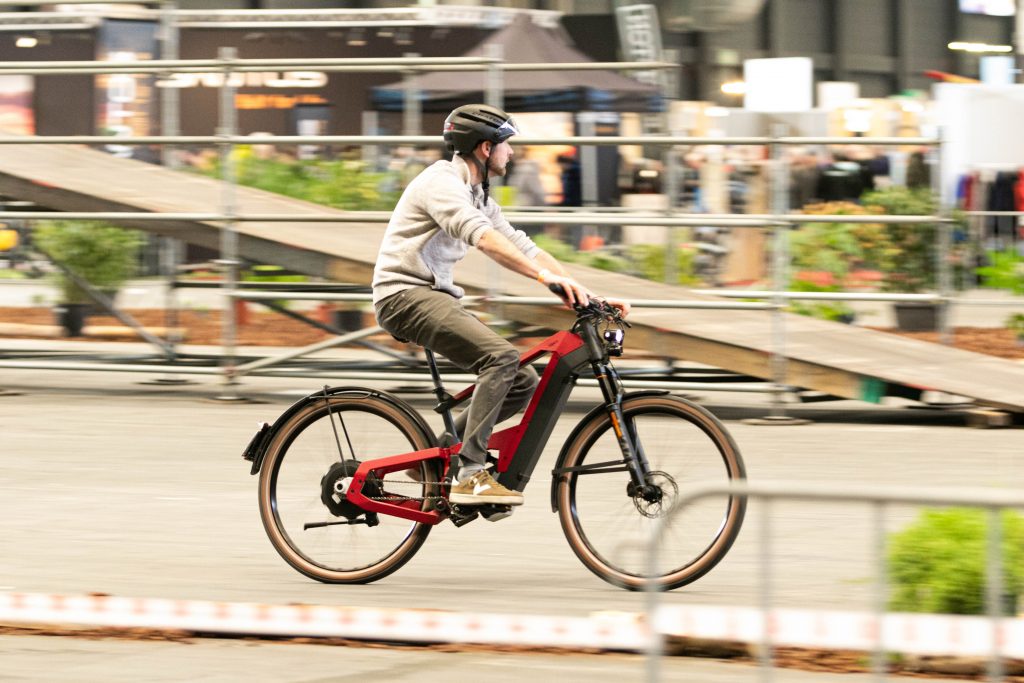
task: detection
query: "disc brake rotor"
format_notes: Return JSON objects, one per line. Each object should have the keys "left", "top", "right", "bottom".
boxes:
{"left": 632, "top": 470, "right": 678, "bottom": 519}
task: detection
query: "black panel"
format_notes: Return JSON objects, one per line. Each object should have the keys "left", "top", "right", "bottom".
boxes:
{"left": 496, "top": 346, "right": 590, "bottom": 493}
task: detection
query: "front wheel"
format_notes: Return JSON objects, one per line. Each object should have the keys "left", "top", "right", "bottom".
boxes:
{"left": 555, "top": 395, "right": 746, "bottom": 591}
{"left": 258, "top": 392, "right": 439, "bottom": 584}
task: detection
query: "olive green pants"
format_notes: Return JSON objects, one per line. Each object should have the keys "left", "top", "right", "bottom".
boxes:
{"left": 374, "top": 287, "right": 538, "bottom": 465}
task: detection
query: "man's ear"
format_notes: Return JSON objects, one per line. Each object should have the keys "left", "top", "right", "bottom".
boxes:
{"left": 479, "top": 141, "right": 493, "bottom": 158}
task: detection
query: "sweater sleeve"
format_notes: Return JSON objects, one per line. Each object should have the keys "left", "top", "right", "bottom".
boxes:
{"left": 421, "top": 172, "right": 494, "bottom": 246}
{"left": 485, "top": 197, "right": 540, "bottom": 259}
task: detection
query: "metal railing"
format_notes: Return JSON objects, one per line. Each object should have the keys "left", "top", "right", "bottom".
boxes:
{"left": 645, "top": 481, "right": 1024, "bottom": 682}
{"left": 0, "top": 47, "right": 1008, "bottom": 413}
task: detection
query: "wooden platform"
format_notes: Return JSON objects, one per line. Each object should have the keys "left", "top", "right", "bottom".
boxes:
{"left": 2, "top": 143, "right": 1022, "bottom": 413}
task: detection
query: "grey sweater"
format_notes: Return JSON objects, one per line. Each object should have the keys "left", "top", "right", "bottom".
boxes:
{"left": 372, "top": 155, "right": 540, "bottom": 304}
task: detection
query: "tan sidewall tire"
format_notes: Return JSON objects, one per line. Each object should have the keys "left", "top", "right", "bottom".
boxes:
{"left": 258, "top": 397, "right": 435, "bottom": 584}
{"left": 556, "top": 395, "right": 746, "bottom": 591}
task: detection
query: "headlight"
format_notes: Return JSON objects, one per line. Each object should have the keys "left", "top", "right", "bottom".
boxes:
{"left": 603, "top": 328, "right": 624, "bottom": 356}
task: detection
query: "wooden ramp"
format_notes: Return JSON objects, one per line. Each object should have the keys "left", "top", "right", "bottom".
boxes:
{"left": 2, "top": 143, "right": 1022, "bottom": 414}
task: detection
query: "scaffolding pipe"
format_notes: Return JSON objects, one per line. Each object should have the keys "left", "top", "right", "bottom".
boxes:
{"left": 0, "top": 134, "right": 940, "bottom": 147}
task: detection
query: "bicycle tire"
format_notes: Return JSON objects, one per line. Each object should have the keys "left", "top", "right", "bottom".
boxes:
{"left": 556, "top": 394, "right": 746, "bottom": 591}
{"left": 258, "top": 392, "right": 439, "bottom": 584}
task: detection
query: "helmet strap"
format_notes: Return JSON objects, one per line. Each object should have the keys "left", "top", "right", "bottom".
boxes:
{"left": 466, "top": 146, "right": 491, "bottom": 205}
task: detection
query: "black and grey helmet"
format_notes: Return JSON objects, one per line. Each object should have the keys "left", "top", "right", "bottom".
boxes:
{"left": 443, "top": 104, "right": 519, "bottom": 156}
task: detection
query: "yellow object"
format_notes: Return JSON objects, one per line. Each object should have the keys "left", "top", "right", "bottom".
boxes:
{"left": 0, "top": 229, "right": 18, "bottom": 251}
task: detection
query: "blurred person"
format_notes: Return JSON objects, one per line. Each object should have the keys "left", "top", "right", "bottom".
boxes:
{"left": 372, "top": 103, "right": 629, "bottom": 507}
{"left": 906, "top": 150, "right": 930, "bottom": 189}
{"left": 506, "top": 150, "right": 548, "bottom": 207}
{"left": 557, "top": 149, "right": 582, "bottom": 207}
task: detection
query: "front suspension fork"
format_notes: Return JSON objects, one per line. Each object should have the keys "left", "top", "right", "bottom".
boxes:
{"left": 591, "top": 360, "right": 653, "bottom": 489}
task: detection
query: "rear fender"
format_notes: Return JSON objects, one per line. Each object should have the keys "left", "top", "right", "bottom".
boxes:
{"left": 244, "top": 386, "right": 436, "bottom": 475}
{"left": 548, "top": 390, "right": 669, "bottom": 512}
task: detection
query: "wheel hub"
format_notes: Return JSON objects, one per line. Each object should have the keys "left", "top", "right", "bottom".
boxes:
{"left": 320, "top": 460, "right": 382, "bottom": 521}
{"left": 630, "top": 471, "right": 678, "bottom": 519}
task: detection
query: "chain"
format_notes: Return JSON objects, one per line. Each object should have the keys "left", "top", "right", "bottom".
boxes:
{"left": 364, "top": 477, "right": 449, "bottom": 503}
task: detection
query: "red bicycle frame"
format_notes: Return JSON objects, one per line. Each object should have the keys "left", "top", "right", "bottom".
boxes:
{"left": 345, "top": 330, "right": 591, "bottom": 524}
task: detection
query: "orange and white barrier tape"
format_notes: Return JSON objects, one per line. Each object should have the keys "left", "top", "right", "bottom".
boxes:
{"left": 2, "top": 591, "right": 1022, "bottom": 658}
{"left": 0, "top": 592, "right": 648, "bottom": 650}
{"left": 655, "top": 605, "right": 1024, "bottom": 658}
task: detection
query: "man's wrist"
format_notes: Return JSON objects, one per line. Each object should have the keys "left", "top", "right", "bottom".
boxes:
{"left": 537, "top": 268, "right": 552, "bottom": 283}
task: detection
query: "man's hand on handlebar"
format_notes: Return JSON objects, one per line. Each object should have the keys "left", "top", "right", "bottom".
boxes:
{"left": 539, "top": 269, "right": 590, "bottom": 308}
{"left": 600, "top": 297, "right": 631, "bottom": 319}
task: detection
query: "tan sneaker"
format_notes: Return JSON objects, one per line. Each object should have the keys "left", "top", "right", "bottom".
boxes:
{"left": 449, "top": 470, "right": 524, "bottom": 506}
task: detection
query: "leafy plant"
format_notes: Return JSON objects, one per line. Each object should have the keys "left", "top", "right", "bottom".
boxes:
{"left": 860, "top": 187, "right": 947, "bottom": 294}
{"left": 531, "top": 234, "right": 698, "bottom": 285}
{"left": 790, "top": 201, "right": 886, "bottom": 286}
{"left": 626, "top": 244, "right": 699, "bottom": 285}
{"left": 200, "top": 146, "right": 399, "bottom": 211}
{"left": 242, "top": 264, "right": 309, "bottom": 310}
{"left": 976, "top": 249, "right": 1024, "bottom": 295}
{"left": 888, "top": 508, "right": 1024, "bottom": 615}
{"left": 787, "top": 279, "right": 856, "bottom": 323}
{"left": 32, "top": 221, "right": 144, "bottom": 304}
{"left": 1007, "top": 313, "right": 1024, "bottom": 342}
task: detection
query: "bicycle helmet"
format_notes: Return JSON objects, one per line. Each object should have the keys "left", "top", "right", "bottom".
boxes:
{"left": 443, "top": 104, "right": 519, "bottom": 156}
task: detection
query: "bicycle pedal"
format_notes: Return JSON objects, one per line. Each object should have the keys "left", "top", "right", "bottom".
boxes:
{"left": 449, "top": 506, "right": 479, "bottom": 527}
{"left": 481, "top": 505, "right": 513, "bottom": 523}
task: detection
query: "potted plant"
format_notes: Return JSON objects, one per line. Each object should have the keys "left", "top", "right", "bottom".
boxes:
{"left": 788, "top": 201, "right": 886, "bottom": 323}
{"left": 32, "top": 220, "right": 144, "bottom": 336}
{"left": 860, "top": 187, "right": 967, "bottom": 332}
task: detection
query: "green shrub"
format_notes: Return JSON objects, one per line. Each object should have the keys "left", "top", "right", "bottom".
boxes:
{"left": 33, "top": 221, "right": 144, "bottom": 304}
{"left": 1007, "top": 313, "right": 1024, "bottom": 342}
{"left": 531, "top": 235, "right": 698, "bottom": 285}
{"left": 787, "top": 279, "right": 855, "bottom": 323}
{"left": 201, "top": 146, "right": 399, "bottom": 211}
{"left": 976, "top": 249, "right": 1024, "bottom": 295}
{"left": 887, "top": 508, "right": 1024, "bottom": 615}
{"left": 626, "top": 243, "right": 699, "bottom": 285}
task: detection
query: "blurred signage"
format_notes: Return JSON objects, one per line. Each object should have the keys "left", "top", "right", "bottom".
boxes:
{"left": 980, "top": 55, "right": 1016, "bottom": 84}
{"left": 959, "top": 0, "right": 1015, "bottom": 15}
{"left": 236, "top": 94, "right": 328, "bottom": 110}
{"left": 743, "top": 57, "right": 813, "bottom": 112}
{"left": 96, "top": 19, "right": 158, "bottom": 158}
{"left": 0, "top": 75, "right": 34, "bottom": 135}
{"left": 817, "top": 81, "right": 860, "bottom": 110}
{"left": 156, "top": 72, "right": 329, "bottom": 89}
{"left": 615, "top": 4, "right": 664, "bottom": 88}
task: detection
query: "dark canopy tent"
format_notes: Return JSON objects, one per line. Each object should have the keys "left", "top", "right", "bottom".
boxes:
{"left": 371, "top": 15, "right": 663, "bottom": 113}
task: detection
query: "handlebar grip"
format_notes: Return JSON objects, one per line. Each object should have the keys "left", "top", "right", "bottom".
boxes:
{"left": 548, "top": 283, "right": 567, "bottom": 298}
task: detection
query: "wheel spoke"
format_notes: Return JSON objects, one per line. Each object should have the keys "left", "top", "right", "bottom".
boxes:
{"left": 559, "top": 396, "right": 746, "bottom": 590}
{"left": 259, "top": 396, "right": 436, "bottom": 584}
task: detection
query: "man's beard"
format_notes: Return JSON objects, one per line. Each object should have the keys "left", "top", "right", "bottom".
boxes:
{"left": 487, "top": 157, "right": 508, "bottom": 176}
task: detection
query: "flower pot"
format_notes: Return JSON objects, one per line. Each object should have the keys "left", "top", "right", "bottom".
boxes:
{"left": 54, "top": 303, "right": 88, "bottom": 337}
{"left": 893, "top": 301, "right": 939, "bottom": 332}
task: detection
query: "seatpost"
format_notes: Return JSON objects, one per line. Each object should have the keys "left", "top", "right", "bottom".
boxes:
{"left": 423, "top": 348, "right": 459, "bottom": 441}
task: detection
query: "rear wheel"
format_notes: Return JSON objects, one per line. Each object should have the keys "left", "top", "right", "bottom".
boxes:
{"left": 258, "top": 392, "right": 439, "bottom": 584}
{"left": 556, "top": 395, "right": 746, "bottom": 591}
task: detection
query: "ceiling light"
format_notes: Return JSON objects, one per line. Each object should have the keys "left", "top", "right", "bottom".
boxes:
{"left": 15, "top": 36, "right": 37, "bottom": 48}
{"left": 948, "top": 41, "right": 1013, "bottom": 53}
{"left": 720, "top": 80, "right": 746, "bottom": 96}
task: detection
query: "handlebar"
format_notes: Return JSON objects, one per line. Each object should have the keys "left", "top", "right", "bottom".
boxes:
{"left": 548, "top": 283, "right": 627, "bottom": 324}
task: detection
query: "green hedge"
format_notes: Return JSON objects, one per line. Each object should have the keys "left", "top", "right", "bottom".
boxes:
{"left": 888, "top": 508, "right": 1024, "bottom": 615}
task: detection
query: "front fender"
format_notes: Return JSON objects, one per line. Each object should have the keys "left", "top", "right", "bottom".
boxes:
{"left": 548, "top": 390, "right": 669, "bottom": 512}
{"left": 244, "top": 386, "right": 436, "bottom": 475}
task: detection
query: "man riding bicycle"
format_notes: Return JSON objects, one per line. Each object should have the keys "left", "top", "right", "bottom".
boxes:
{"left": 372, "top": 103, "right": 629, "bottom": 508}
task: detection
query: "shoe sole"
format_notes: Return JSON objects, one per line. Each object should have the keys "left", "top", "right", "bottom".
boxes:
{"left": 449, "top": 493, "right": 524, "bottom": 506}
